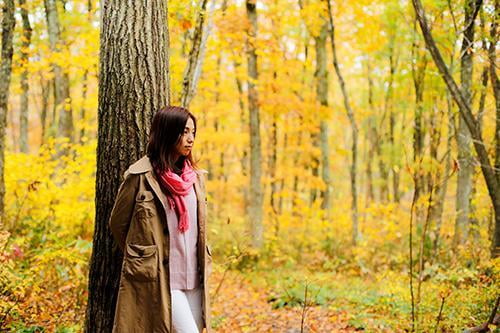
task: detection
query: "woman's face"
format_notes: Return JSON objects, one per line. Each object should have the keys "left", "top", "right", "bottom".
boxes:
{"left": 175, "top": 117, "right": 195, "bottom": 158}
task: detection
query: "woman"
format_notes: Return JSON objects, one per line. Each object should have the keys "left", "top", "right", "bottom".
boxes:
{"left": 108, "top": 106, "right": 212, "bottom": 333}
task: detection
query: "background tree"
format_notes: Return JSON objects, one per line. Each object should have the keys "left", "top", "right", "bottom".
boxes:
{"left": 18, "top": 0, "right": 32, "bottom": 153}
{"left": 453, "top": 0, "right": 480, "bottom": 250}
{"left": 0, "top": 0, "right": 15, "bottom": 225}
{"left": 43, "top": 0, "right": 73, "bottom": 140}
{"left": 180, "top": 0, "right": 213, "bottom": 109}
{"left": 245, "top": 0, "right": 263, "bottom": 249}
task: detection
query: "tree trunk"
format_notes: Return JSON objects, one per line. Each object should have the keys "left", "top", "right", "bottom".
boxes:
{"left": 470, "top": 14, "right": 490, "bottom": 244}
{"left": 269, "top": 72, "right": 279, "bottom": 221}
{"left": 314, "top": 23, "right": 331, "bottom": 211}
{"left": 39, "top": 75, "right": 51, "bottom": 145}
{"left": 488, "top": 2, "right": 499, "bottom": 256}
{"left": 385, "top": 35, "right": 400, "bottom": 203}
{"left": 44, "top": 0, "right": 74, "bottom": 141}
{"left": 365, "top": 60, "right": 375, "bottom": 203}
{"left": 245, "top": 0, "right": 263, "bottom": 249}
{"left": 489, "top": 1, "right": 500, "bottom": 193}
{"left": 326, "top": 0, "right": 359, "bottom": 244}
{"left": 84, "top": 0, "right": 170, "bottom": 330}
{"left": 269, "top": 113, "right": 279, "bottom": 220}
{"left": 19, "top": 0, "right": 32, "bottom": 153}
{"left": 180, "top": 0, "right": 213, "bottom": 108}
{"left": 79, "top": 0, "right": 93, "bottom": 144}
{"left": 453, "top": 0, "right": 477, "bottom": 250}
{"left": 411, "top": 34, "right": 428, "bottom": 226}
{"left": 0, "top": 0, "right": 15, "bottom": 226}
{"left": 431, "top": 86, "right": 454, "bottom": 258}
{"left": 412, "top": 0, "right": 500, "bottom": 258}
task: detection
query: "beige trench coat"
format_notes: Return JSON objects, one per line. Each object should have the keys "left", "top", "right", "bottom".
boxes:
{"left": 108, "top": 155, "right": 212, "bottom": 333}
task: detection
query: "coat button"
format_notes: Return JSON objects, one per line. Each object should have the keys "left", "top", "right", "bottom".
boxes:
{"left": 162, "top": 258, "right": 168, "bottom": 265}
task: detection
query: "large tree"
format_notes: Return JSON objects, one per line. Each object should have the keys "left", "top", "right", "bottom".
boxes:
{"left": 85, "top": 0, "right": 170, "bottom": 331}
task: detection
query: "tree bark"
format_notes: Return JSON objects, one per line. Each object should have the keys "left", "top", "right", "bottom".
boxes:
{"left": 79, "top": 0, "right": 93, "bottom": 144}
{"left": 0, "top": 0, "right": 15, "bottom": 226}
{"left": 326, "top": 0, "right": 359, "bottom": 243}
{"left": 431, "top": 98, "right": 453, "bottom": 258}
{"left": 44, "top": 0, "right": 74, "bottom": 141}
{"left": 39, "top": 75, "right": 51, "bottom": 145}
{"left": 85, "top": 0, "right": 170, "bottom": 331}
{"left": 489, "top": 1, "right": 500, "bottom": 188}
{"left": 180, "top": 0, "right": 213, "bottom": 108}
{"left": 314, "top": 23, "right": 331, "bottom": 211}
{"left": 19, "top": 0, "right": 32, "bottom": 153}
{"left": 365, "top": 60, "right": 375, "bottom": 203}
{"left": 453, "top": 0, "right": 479, "bottom": 250}
{"left": 245, "top": 0, "right": 263, "bottom": 249}
{"left": 411, "top": 30, "right": 428, "bottom": 226}
{"left": 412, "top": 0, "right": 500, "bottom": 258}
{"left": 385, "top": 34, "right": 400, "bottom": 203}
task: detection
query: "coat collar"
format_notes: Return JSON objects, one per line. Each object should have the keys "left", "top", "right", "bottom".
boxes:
{"left": 128, "top": 155, "right": 153, "bottom": 174}
{"left": 128, "top": 155, "right": 208, "bottom": 177}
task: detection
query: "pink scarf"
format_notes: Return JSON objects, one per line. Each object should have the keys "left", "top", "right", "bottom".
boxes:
{"left": 156, "top": 160, "right": 197, "bottom": 233}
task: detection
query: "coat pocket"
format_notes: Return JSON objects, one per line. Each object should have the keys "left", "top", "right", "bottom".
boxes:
{"left": 124, "top": 243, "right": 158, "bottom": 282}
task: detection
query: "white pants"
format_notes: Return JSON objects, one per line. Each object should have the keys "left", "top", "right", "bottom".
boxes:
{"left": 171, "top": 286, "right": 203, "bottom": 333}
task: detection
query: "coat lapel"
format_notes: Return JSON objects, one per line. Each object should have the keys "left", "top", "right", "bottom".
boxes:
{"left": 145, "top": 172, "right": 169, "bottom": 212}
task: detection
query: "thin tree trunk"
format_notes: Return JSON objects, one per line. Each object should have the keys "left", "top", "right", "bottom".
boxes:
{"left": 39, "top": 75, "right": 51, "bottom": 145}
{"left": 314, "top": 23, "right": 331, "bottom": 211}
{"left": 0, "top": 0, "right": 15, "bottom": 226}
{"left": 269, "top": 73, "right": 279, "bottom": 221}
{"left": 489, "top": 2, "right": 500, "bottom": 255}
{"left": 326, "top": 0, "right": 359, "bottom": 243}
{"left": 19, "top": 0, "right": 32, "bottom": 153}
{"left": 85, "top": 0, "right": 170, "bottom": 330}
{"left": 269, "top": 113, "right": 279, "bottom": 215}
{"left": 431, "top": 85, "right": 454, "bottom": 258}
{"left": 453, "top": 0, "right": 478, "bottom": 250}
{"left": 489, "top": 1, "right": 500, "bottom": 188}
{"left": 180, "top": 0, "right": 213, "bottom": 108}
{"left": 79, "top": 0, "right": 93, "bottom": 144}
{"left": 245, "top": 0, "right": 263, "bottom": 249}
{"left": 385, "top": 34, "right": 400, "bottom": 202}
{"left": 427, "top": 100, "right": 448, "bottom": 263}
{"left": 365, "top": 60, "right": 375, "bottom": 203}
{"left": 44, "top": 0, "right": 74, "bottom": 141}
{"left": 411, "top": 29, "right": 428, "bottom": 226}
{"left": 412, "top": 0, "right": 500, "bottom": 258}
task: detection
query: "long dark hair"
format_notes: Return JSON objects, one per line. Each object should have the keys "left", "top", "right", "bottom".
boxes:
{"left": 147, "top": 106, "right": 198, "bottom": 174}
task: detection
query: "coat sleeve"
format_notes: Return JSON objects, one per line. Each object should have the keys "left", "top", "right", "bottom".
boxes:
{"left": 108, "top": 171, "right": 138, "bottom": 252}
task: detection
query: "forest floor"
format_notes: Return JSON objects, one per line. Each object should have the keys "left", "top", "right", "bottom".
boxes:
{"left": 210, "top": 269, "right": 377, "bottom": 333}
{"left": 2, "top": 257, "right": 495, "bottom": 332}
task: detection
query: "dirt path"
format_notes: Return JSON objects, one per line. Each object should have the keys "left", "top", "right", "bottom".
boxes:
{"left": 209, "top": 270, "right": 359, "bottom": 332}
